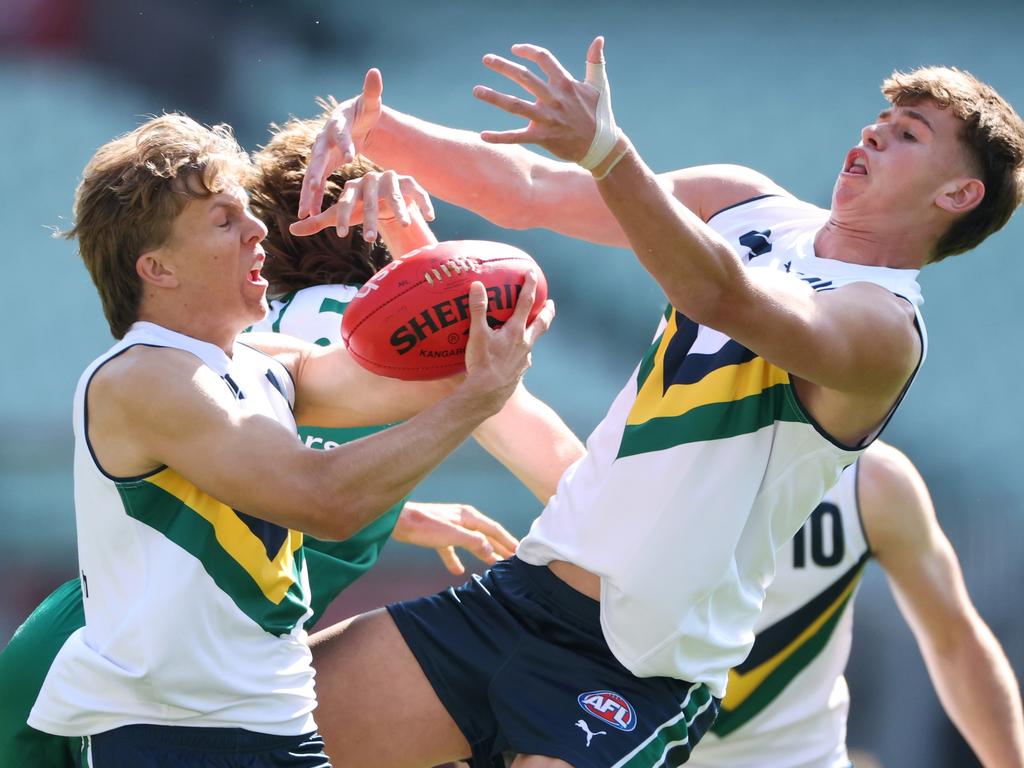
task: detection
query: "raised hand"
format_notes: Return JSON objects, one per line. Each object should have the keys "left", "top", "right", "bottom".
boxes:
{"left": 289, "top": 169, "right": 435, "bottom": 243}
{"left": 391, "top": 501, "right": 519, "bottom": 575}
{"left": 298, "top": 69, "right": 385, "bottom": 221}
{"left": 473, "top": 37, "right": 619, "bottom": 170}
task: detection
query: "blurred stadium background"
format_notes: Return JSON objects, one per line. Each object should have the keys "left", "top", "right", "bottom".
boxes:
{"left": 2, "top": 0, "right": 1022, "bottom": 764}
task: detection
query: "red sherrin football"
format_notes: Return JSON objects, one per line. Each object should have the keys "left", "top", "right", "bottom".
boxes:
{"left": 341, "top": 240, "right": 548, "bottom": 380}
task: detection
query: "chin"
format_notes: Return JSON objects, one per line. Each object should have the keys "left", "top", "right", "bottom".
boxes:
{"left": 244, "top": 297, "right": 269, "bottom": 326}
{"left": 830, "top": 182, "right": 862, "bottom": 212}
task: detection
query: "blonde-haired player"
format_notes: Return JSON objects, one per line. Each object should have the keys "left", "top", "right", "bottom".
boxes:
{"left": 22, "top": 112, "right": 555, "bottom": 766}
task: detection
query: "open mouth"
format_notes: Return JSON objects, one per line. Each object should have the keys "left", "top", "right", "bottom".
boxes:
{"left": 843, "top": 149, "right": 868, "bottom": 176}
{"left": 247, "top": 266, "right": 267, "bottom": 285}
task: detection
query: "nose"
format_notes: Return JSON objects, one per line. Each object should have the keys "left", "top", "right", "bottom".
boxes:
{"left": 244, "top": 209, "right": 268, "bottom": 244}
{"left": 860, "top": 122, "right": 884, "bottom": 151}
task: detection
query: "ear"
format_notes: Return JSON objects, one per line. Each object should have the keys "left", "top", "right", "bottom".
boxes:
{"left": 136, "top": 250, "right": 180, "bottom": 288}
{"left": 935, "top": 177, "right": 985, "bottom": 215}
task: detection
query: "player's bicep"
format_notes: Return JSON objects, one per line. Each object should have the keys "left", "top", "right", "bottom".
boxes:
{"left": 860, "top": 445, "right": 975, "bottom": 647}
{"left": 722, "top": 276, "right": 921, "bottom": 394}
{"left": 127, "top": 362, "right": 317, "bottom": 528}
{"left": 531, "top": 163, "right": 789, "bottom": 247}
{"left": 289, "top": 341, "right": 460, "bottom": 428}
{"left": 664, "top": 164, "right": 790, "bottom": 221}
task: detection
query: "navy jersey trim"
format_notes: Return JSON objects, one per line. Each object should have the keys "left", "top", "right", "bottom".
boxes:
{"left": 84, "top": 344, "right": 169, "bottom": 483}
{"left": 783, "top": 296, "right": 924, "bottom": 453}
{"left": 236, "top": 339, "right": 297, "bottom": 411}
{"left": 706, "top": 193, "right": 782, "bottom": 223}
{"left": 855, "top": 299, "right": 925, "bottom": 448}
{"left": 785, "top": 380, "right": 862, "bottom": 453}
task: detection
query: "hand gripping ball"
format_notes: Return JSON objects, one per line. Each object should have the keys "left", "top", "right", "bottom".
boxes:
{"left": 341, "top": 240, "right": 548, "bottom": 380}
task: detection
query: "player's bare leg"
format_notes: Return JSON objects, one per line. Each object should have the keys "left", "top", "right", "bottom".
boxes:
{"left": 311, "top": 608, "right": 472, "bottom": 767}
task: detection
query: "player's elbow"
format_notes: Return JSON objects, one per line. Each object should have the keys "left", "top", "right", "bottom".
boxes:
{"left": 489, "top": 165, "right": 571, "bottom": 231}
{"left": 271, "top": 470, "right": 353, "bottom": 540}
{"left": 298, "top": 489, "right": 356, "bottom": 541}
{"left": 664, "top": 243, "right": 749, "bottom": 329}
{"left": 302, "top": 482, "right": 399, "bottom": 541}
{"left": 683, "top": 278, "right": 744, "bottom": 330}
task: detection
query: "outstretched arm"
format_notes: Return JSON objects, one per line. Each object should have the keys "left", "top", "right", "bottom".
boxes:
{"left": 469, "top": 38, "right": 919, "bottom": 449}
{"left": 297, "top": 71, "right": 780, "bottom": 246}
{"left": 473, "top": 382, "right": 585, "bottom": 504}
{"left": 859, "top": 442, "right": 1024, "bottom": 767}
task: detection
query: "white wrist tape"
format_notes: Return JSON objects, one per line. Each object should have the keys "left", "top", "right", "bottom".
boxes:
{"left": 578, "top": 59, "right": 620, "bottom": 171}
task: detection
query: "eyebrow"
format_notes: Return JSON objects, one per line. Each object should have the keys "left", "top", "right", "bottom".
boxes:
{"left": 878, "top": 107, "right": 935, "bottom": 134}
{"left": 209, "top": 198, "right": 245, "bottom": 216}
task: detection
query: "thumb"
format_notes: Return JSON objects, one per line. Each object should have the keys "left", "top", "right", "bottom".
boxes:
{"left": 364, "top": 68, "right": 383, "bottom": 110}
{"left": 467, "top": 281, "right": 489, "bottom": 332}
{"left": 587, "top": 35, "right": 605, "bottom": 65}
{"left": 288, "top": 208, "right": 341, "bottom": 237}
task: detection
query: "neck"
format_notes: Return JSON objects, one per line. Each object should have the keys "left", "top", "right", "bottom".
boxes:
{"left": 135, "top": 307, "right": 241, "bottom": 356}
{"left": 814, "top": 214, "right": 931, "bottom": 269}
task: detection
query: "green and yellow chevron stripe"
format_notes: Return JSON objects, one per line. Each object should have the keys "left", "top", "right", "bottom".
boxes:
{"left": 116, "top": 468, "right": 308, "bottom": 636}
{"left": 620, "top": 309, "right": 804, "bottom": 458}
{"left": 712, "top": 553, "right": 870, "bottom": 736}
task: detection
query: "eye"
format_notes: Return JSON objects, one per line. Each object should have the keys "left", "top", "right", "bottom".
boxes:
{"left": 902, "top": 131, "right": 917, "bottom": 142}
{"left": 218, "top": 218, "right": 231, "bottom": 229}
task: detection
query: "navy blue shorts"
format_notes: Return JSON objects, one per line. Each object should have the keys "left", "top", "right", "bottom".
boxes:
{"left": 388, "top": 557, "right": 719, "bottom": 767}
{"left": 75, "top": 725, "right": 331, "bottom": 767}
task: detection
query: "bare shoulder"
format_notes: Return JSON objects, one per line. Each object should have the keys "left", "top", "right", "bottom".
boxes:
{"left": 858, "top": 441, "right": 936, "bottom": 555}
{"left": 90, "top": 345, "right": 208, "bottom": 407}
{"left": 824, "top": 281, "right": 922, "bottom": 393}
{"left": 659, "top": 164, "right": 791, "bottom": 221}
{"left": 88, "top": 345, "right": 229, "bottom": 476}
{"left": 860, "top": 441, "right": 922, "bottom": 499}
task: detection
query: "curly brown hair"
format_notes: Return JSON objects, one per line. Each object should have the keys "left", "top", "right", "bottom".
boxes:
{"left": 882, "top": 67, "right": 1024, "bottom": 261}
{"left": 249, "top": 106, "right": 392, "bottom": 296}
{"left": 66, "top": 114, "right": 252, "bottom": 338}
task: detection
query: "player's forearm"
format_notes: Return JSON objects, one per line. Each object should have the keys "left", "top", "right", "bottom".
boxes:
{"left": 377, "top": 205, "right": 438, "bottom": 258}
{"left": 920, "top": 619, "right": 1024, "bottom": 767}
{"left": 299, "top": 383, "right": 505, "bottom": 540}
{"left": 473, "top": 386, "right": 584, "bottom": 503}
{"left": 367, "top": 108, "right": 625, "bottom": 244}
{"left": 596, "top": 148, "right": 746, "bottom": 322}
{"left": 363, "top": 108, "right": 533, "bottom": 226}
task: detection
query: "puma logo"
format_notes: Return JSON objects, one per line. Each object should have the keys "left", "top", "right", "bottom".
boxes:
{"left": 575, "top": 719, "right": 607, "bottom": 747}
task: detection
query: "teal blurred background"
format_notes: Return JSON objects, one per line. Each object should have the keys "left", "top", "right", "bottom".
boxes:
{"left": 1, "top": 1, "right": 1021, "bottom": 764}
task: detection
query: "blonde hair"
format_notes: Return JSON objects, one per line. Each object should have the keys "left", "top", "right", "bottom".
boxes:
{"left": 66, "top": 114, "right": 252, "bottom": 337}
{"left": 882, "top": 67, "right": 1024, "bottom": 261}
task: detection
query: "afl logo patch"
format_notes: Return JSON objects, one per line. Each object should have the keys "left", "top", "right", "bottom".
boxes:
{"left": 577, "top": 690, "right": 637, "bottom": 732}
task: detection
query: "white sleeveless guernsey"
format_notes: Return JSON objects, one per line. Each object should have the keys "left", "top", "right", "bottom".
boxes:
{"left": 517, "top": 195, "right": 924, "bottom": 698}
{"left": 690, "top": 463, "right": 870, "bottom": 768}
{"left": 29, "top": 322, "right": 316, "bottom": 737}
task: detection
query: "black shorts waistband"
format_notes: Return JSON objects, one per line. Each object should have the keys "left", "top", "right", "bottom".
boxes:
{"left": 91, "top": 724, "right": 316, "bottom": 753}
{"left": 505, "top": 556, "right": 602, "bottom": 629}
